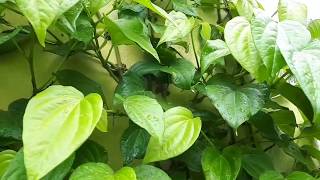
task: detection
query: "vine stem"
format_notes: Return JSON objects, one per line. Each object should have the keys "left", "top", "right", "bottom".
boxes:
{"left": 190, "top": 29, "right": 200, "bottom": 70}
{"left": 12, "top": 33, "right": 38, "bottom": 95}
{"left": 114, "top": 45, "right": 123, "bottom": 77}
{"left": 28, "top": 36, "right": 37, "bottom": 95}
{"left": 191, "top": 28, "right": 206, "bottom": 83}
{"left": 201, "top": 130, "right": 215, "bottom": 148}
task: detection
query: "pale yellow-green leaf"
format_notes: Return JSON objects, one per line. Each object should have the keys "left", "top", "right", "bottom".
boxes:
{"left": 308, "top": 19, "right": 320, "bottom": 40}
{"left": 114, "top": 167, "right": 136, "bottom": 180}
{"left": 23, "top": 85, "right": 103, "bottom": 179}
{"left": 224, "top": 16, "right": 268, "bottom": 82}
{"left": 0, "top": 150, "right": 16, "bottom": 178}
{"left": 200, "top": 22, "right": 212, "bottom": 40}
{"left": 15, "top": 0, "right": 81, "bottom": 46}
{"left": 143, "top": 107, "right": 201, "bottom": 163}
{"left": 158, "top": 11, "right": 194, "bottom": 45}
{"left": 70, "top": 163, "right": 136, "bottom": 180}
{"left": 277, "top": 21, "right": 320, "bottom": 124}
{"left": 96, "top": 108, "right": 108, "bottom": 132}
{"left": 70, "top": 163, "right": 114, "bottom": 180}
{"left": 123, "top": 95, "right": 164, "bottom": 139}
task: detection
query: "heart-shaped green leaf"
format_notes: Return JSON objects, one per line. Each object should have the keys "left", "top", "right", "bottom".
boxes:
{"left": 134, "top": 165, "right": 171, "bottom": 180}
{"left": 143, "top": 107, "right": 201, "bottom": 163}
{"left": 0, "top": 150, "right": 16, "bottom": 177}
{"left": 225, "top": 16, "right": 268, "bottom": 82}
{"left": 73, "top": 140, "right": 108, "bottom": 167}
{"left": 16, "top": 0, "right": 81, "bottom": 46}
{"left": 251, "top": 13, "right": 286, "bottom": 83}
{"left": 158, "top": 11, "right": 194, "bottom": 45}
{"left": 103, "top": 16, "right": 159, "bottom": 60}
{"left": 70, "top": 163, "right": 114, "bottom": 180}
{"left": 121, "top": 124, "right": 150, "bottom": 165}
{"left": 201, "top": 146, "right": 241, "bottom": 180}
{"left": 160, "top": 59, "right": 196, "bottom": 90}
{"left": 124, "top": 95, "right": 164, "bottom": 139}
{"left": 23, "top": 85, "right": 103, "bottom": 179}
{"left": 70, "top": 163, "right": 136, "bottom": 180}
{"left": 1, "top": 150, "right": 26, "bottom": 180}
{"left": 200, "top": 39, "right": 230, "bottom": 74}
{"left": 204, "top": 75, "right": 269, "bottom": 129}
{"left": 277, "top": 21, "right": 320, "bottom": 123}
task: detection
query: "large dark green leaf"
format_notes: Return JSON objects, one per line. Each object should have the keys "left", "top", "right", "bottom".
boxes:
{"left": 178, "top": 140, "right": 206, "bottom": 172}
{"left": 15, "top": 0, "right": 81, "bottom": 46}
{"left": 200, "top": 39, "right": 230, "bottom": 74}
{"left": 113, "top": 72, "right": 153, "bottom": 108}
{"left": 0, "top": 98, "right": 28, "bottom": 141}
{"left": 275, "top": 82, "right": 313, "bottom": 121}
{"left": 73, "top": 140, "right": 108, "bottom": 167}
{"left": 55, "top": 69, "right": 105, "bottom": 97}
{"left": 242, "top": 151, "right": 274, "bottom": 179}
{"left": 160, "top": 59, "right": 196, "bottom": 90}
{"left": 270, "top": 110, "right": 296, "bottom": 137}
{"left": 120, "top": 124, "right": 150, "bottom": 165}
{"left": 277, "top": 21, "right": 320, "bottom": 124}
{"left": 103, "top": 16, "right": 159, "bottom": 60}
{"left": 134, "top": 165, "right": 171, "bottom": 180}
{"left": 249, "top": 112, "right": 280, "bottom": 140}
{"left": 41, "top": 154, "right": 75, "bottom": 180}
{"left": 23, "top": 85, "right": 103, "bottom": 179}
{"left": 201, "top": 146, "right": 241, "bottom": 180}
{"left": 204, "top": 75, "right": 269, "bottom": 129}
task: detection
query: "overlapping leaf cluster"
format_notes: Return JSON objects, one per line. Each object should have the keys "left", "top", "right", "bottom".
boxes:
{"left": 1, "top": 0, "right": 320, "bottom": 179}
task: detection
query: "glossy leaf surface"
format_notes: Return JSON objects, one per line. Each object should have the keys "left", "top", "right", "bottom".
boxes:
{"left": 23, "top": 85, "right": 103, "bottom": 179}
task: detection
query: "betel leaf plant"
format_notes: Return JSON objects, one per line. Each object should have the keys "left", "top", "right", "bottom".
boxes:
{"left": 1, "top": 0, "right": 320, "bottom": 179}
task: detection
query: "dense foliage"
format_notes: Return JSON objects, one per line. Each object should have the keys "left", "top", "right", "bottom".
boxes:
{"left": 1, "top": 0, "right": 320, "bottom": 179}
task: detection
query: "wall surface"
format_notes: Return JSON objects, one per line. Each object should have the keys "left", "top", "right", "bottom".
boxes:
{"left": 1, "top": 0, "right": 319, "bottom": 170}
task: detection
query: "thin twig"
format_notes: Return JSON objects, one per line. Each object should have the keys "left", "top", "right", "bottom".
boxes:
{"left": 191, "top": 29, "right": 200, "bottom": 69}
{"left": 114, "top": 45, "right": 123, "bottom": 78}
{"left": 201, "top": 130, "right": 215, "bottom": 148}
